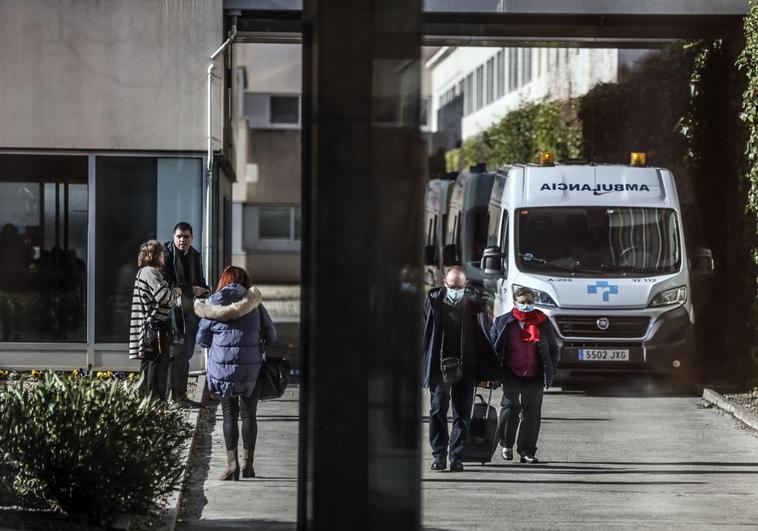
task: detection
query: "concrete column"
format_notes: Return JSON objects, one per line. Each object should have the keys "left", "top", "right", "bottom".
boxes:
{"left": 299, "top": 0, "right": 423, "bottom": 529}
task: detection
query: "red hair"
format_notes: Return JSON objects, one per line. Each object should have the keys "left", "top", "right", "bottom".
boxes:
{"left": 216, "top": 266, "right": 250, "bottom": 292}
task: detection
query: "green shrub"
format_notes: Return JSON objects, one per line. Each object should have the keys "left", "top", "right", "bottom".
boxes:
{"left": 0, "top": 373, "right": 193, "bottom": 523}
{"left": 445, "top": 98, "right": 583, "bottom": 171}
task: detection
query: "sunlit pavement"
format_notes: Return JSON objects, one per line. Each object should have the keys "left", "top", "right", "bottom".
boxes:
{"left": 421, "top": 385, "right": 758, "bottom": 530}
{"left": 177, "top": 384, "right": 758, "bottom": 530}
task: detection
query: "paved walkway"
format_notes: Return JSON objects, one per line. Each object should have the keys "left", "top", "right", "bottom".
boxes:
{"left": 177, "top": 389, "right": 299, "bottom": 530}
{"left": 177, "top": 385, "right": 758, "bottom": 530}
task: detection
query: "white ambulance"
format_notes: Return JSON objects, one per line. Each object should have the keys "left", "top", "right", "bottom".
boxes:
{"left": 479, "top": 153, "right": 713, "bottom": 381}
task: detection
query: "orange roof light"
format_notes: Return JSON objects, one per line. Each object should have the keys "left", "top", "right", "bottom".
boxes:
{"left": 630, "top": 152, "right": 646, "bottom": 167}
{"left": 538, "top": 151, "right": 555, "bottom": 166}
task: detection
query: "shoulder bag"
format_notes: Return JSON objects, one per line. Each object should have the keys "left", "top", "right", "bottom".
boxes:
{"left": 256, "top": 309, "right": 291, "bottom": 400}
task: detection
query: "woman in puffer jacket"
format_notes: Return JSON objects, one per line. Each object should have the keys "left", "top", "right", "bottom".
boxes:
{"left": 195, "top": 266, "right": 277, "bottom": 480}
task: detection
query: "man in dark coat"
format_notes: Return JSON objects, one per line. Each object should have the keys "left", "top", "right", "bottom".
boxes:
{"left": 422, "top": 266, "right": 501, "bottom": 472}
{"left": 490, "top": 286, "right": 558, "bottom": 464}
{"left": 162, "top": 221, "right": 209, "bottom": 406}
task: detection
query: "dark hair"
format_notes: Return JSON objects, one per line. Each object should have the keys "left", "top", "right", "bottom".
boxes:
{"left": 137, "top": 240, "right": 165, "bottom": 268}
{"left": 513, "top": 286, "right": 535, "bottom": 300}
{"left": 216, "top": 266, "right": 250, "bottom": 292}
{"left": 173, "top": 222, "right": 193, "bottom": 235}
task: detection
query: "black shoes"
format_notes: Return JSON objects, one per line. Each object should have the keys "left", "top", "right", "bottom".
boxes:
{"left": 449, "top": 460, "right": 464, "bottom": 472}
{"left": 175, "top": 397, "right": 202, "bottom": 409}
{"left": 520, "top": 454, "right": 539, "bottom": 464}
{"left": 501, "top": 448, "right": 513, "bottom": 461}
{"left": 431, "top": 458, "right": 446, "bottom": 471}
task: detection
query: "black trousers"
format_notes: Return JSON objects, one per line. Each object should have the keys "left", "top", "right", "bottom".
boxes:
{"left": 221, "top": 390, "right": 260, "bottom": 452}
{"left": 429, "top": 378, "right": 475, "bottom": 462}
{"left": 140, "top": 331, "right": 171, "bottom": 400}
{"left": 497, "top": 371, "right": 544, "bottom": 456}
{"left": 168, "top": 316, "right": 198, "bottom": 399}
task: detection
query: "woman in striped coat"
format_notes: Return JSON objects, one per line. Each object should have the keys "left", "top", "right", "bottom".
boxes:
{"left": 129, "top": 240, "right": 182, "bottom": 399}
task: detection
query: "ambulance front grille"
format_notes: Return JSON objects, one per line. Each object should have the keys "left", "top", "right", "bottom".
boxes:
{"left": 554, "top": 316, "right": 650, "bottom": 338}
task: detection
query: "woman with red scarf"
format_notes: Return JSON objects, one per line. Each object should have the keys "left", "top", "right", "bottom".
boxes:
{"left": 490, "top": 287, "right": 558, "bottom": 464}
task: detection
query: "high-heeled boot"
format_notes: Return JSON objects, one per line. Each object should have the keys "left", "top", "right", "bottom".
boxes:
{"left": 219, "top": 449, "right": 240, "bottom": 481}
{"left": 241, "top": 448, "right": 255, "bottom": 478}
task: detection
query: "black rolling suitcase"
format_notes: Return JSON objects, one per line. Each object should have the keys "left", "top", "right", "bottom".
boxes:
{"left": 459, "top": 388, "right": 498, "bottom": 465}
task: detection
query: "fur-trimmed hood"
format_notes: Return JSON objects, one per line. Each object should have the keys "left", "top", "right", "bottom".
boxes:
{"left": 194, "top": 284, "right": 262, "bottom": 322}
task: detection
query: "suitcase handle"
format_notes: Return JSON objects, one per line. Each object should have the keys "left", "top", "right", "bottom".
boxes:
{"left": 475, "top": 389, "right": 494, "bottom": 409}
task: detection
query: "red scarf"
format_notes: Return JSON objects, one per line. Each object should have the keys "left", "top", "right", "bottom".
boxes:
{"left": 511, "top": 308, "right": 548, "bottom": 343}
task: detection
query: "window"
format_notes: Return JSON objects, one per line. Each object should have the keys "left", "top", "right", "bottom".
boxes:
{"left": 260, "top": 207, "right": 293, "bottom": 239}
{"left": 475, "top": 66, "right": 484, "bottom": 110}
{"left": 509, "top": 48, "right": 517, "bottom": 92}
{"left": 243, "top": 205, "right": 301, "bottom": 252}
{"left": 245, "top": 93, "right": 301, "bottom": 129}
{"left": 270, "top": 95, "right": 300, "bottom": 124}
{"left": 486, "top": 57, "right": 495, "bottom": 104}
{"left": 524, "top": 48, "right": 532, "bottom": 85}
{"left": 0, "top": 155, "right": 88, "bottom": 342}
{"left": 464, "top": 73, "right": 474, "bottom": 115}
{"left": 496, "top": 50, "right": 505, "bottom": 98}
{"left": 95, "top": 156, "right": 202, "bottom": 343}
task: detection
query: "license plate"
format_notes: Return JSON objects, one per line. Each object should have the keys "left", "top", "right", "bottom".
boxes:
{"left": 578, "top": 349, "right": 630, "bottom": 361}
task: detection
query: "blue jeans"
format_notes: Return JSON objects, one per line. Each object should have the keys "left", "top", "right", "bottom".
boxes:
{"left": 429, "top": 379, "right": 475, "bottom": 462}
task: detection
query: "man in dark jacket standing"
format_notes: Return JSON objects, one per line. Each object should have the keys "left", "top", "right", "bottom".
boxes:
{"left": 490, "top": 286, "right": 558, "bottom": 464}
{"left": 422, "top": 266, "right": 500, "bottom": 472}
{"left": 162, "top": 222, "right": 209, "bottom": 406}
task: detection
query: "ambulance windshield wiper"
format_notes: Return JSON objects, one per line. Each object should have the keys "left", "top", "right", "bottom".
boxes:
{"left": 519, "top": 254, "right": 577, "bottom": 273}
{"left": 569, "top": 264, "right": 614, "bottom": 275}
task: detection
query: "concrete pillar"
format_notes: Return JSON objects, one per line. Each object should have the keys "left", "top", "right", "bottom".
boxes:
{"left": 299, "top": 0, "right": 423, "bottom": 529}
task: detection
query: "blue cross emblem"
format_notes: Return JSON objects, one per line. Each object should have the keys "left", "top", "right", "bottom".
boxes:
{"left": 587, "top": 281, "right": 619, "bottom": 302}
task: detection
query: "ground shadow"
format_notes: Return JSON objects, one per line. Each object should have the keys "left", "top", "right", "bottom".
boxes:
{"left": 176, "top": 401, "right": 219, "bottom": 528}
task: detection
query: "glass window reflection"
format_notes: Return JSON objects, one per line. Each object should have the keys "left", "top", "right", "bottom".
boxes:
{"left": 0, "top": 155, "right": 88, "bottom": 342}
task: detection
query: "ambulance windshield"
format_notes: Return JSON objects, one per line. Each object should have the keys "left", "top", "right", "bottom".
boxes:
{"left": 516, "top": 207, "right": 681, "bottom": 276}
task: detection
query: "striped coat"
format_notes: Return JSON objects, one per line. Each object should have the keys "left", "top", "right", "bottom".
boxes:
{"left": 129, "top": 266, "right": 180, "bottom": 359}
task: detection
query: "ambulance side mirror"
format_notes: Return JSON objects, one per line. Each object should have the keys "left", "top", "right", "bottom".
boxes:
{"left": 690, "top": 247, "right": 714, "bottom": 278}
{"left": 480, "top": 246, "right": 504, "bottom": 276}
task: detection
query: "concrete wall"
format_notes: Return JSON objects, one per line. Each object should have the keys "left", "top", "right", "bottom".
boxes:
{"left": 0, "top": 0, "right": 223, "bottom": 151}
{"left": 244, "top": 252, "right": 300, "bottom": 283}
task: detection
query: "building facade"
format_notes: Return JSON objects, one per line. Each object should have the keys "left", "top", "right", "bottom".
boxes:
{"left": 231, "top": 43, "right": 302, "bottom": 284}
{"left": 427, "top": 46, "right": 619, "bottom": 146}
{"left": 0, "top": 0, "right": 233, "bottom": 371}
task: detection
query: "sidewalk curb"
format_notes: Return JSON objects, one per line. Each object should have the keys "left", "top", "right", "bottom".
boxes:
{"left": 164, "top": 374, "right": 207, "bottom": 531}
{"left": 702, "top": 388, "right": 758, "bottom": 432}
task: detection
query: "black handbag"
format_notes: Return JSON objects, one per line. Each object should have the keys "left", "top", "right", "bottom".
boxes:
{"left": 255, "top": 310, "right": 291, "bottom": 400}
{"left": 440, "top": 356, "right": 463, "bottom": 385}
{"left": 143, "top": 319, "right": 169, "bottom": 358}
{"left": 257, "top": 354, "right": 291, "bottom": 401}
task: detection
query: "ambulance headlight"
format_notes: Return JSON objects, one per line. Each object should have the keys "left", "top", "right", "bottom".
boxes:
{"left": 511, "top": 284, "right": 557, "bottom": 307}
{"left": 649, "top": 286, "right": 687, "bottom": 307}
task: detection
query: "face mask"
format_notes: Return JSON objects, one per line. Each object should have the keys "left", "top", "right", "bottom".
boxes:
{"left": 515, "top": 302, "right": 534, "bottom": 312}
{"left": 446, "top": 287, "right": 465, "bottom": 303}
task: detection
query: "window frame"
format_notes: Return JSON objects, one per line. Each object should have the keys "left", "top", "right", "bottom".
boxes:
{"left": 0, "top": 150, "right": 207, "bottom": 368}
